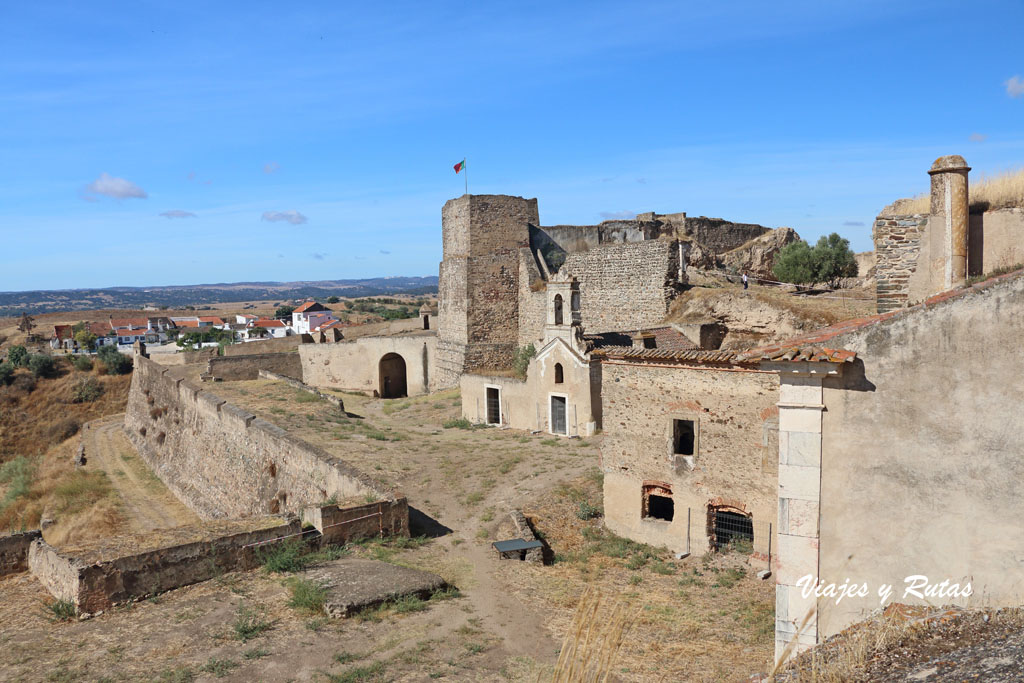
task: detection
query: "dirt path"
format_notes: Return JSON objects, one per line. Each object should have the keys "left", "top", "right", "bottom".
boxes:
{"left": 81, "top": 414, "right": 199, "bottom": 533}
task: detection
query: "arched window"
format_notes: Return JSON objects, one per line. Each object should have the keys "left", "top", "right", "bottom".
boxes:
{"left": 554, "top": 363, "right": 563, "bottom": 384}
{"left": 554, "top": 294, "right": 563, "bottom": 326}
{"left": 571, "top": 291, "right": 580, "bottom": 313}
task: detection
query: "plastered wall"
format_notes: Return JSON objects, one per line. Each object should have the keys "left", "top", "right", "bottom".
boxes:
{"left": 298, "top": 334, "right": 436, "bottom": 395}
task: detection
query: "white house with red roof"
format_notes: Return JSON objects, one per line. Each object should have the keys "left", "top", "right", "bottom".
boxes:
{"left": 291, "top": 301, "right": 334, "bottom": 335}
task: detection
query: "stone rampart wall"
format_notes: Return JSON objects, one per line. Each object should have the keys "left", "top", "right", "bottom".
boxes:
{"left": 0, "top": 530, "right": 41, "bottom": 576}
{"left": 222, "top": 335, "right": 311, "bottom": 356}
{"left": 205, "top": 352, "right": 302, "bottom": 381}
{"left": 560, "top": 240, "right": 682, "bottom": 334}
{"left": 873, "top": 213, "right": 928, "bottom": 312}
{"left": 125, "top": 356, "right": 395, "bottom": 519}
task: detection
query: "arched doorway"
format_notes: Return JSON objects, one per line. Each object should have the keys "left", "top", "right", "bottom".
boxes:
{"left": 379, "top": 353, "right": 407, "bottom": 398}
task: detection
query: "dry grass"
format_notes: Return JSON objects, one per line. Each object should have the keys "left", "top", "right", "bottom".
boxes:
{"left": 552, "top": 588, "right": 636, "bottom": 683}
{"left": 888, "top": 167, "right": 1024, "bottom": 215}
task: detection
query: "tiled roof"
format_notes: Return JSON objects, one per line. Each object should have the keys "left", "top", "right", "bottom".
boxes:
{"left": 175, "top": 320, "right": 201, "bottom": 328}
{"left": 198, "top": 316, "right": 225, "bottom": 324}
{"left": 53, "top": 324, "right": 75, "bottom": 340}
{"left": 585, "top": 326, "right": 698, "bottom": 352}
{"left": 255, "top": 319, "right": 287, "bottom": 327}
{"left": 595, "top": 347, "right": 752, "bottom": 364}
{"left": 294, "top": 301, "right": 328, "bottom": 313}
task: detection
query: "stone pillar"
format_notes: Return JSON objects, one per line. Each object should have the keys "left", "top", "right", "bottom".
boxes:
{"left": 765, "top": 361, "right": 844, "bottom": 667}
{"left": 928, "top": 155, "right": 970, "bottom": 290}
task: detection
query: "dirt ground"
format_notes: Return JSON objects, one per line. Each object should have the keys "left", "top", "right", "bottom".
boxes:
{"left": 0, "top": 379, "right": 774, "bottom": 682}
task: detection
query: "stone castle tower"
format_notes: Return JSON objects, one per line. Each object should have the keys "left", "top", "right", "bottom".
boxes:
{"left": 435, "top": 194, "right": 538, "bottom": 387}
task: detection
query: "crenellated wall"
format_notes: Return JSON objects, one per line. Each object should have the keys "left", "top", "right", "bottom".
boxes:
{"left": 125, "top": 355, "right": 397, "bottom": 519}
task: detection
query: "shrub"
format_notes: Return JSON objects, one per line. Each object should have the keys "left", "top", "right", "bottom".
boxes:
{"left": 257, "top": 538, "right": 310, "bottom": 573}
{"left": 0, "top": 456, "right": 34, "bottom": 512}
{"left": 274, "top": 305, "right": 294, "bottom": 319}
{"left": 772, "top": 240, "right": 817, "bottom": 286}
{"left": 326, "top": 296, "right": 340, "bottom": 304}
{"left": 72, "top": 377, "right": 104, "bottom": 403}
{"left": 232, "top": 604, "right": 272, "bottom": 642}
{"left": 0, "top": 362, "right": 12, "bottom": 386}
{"left": 512, "top": 344, "right": 536, "bottom": 379}
{"left": 27, "top": 354, "right": 58, "bottom": 378}
{"left": 286, "top": 577, "right": 328, "bottom": 613}
{"left": 10, "top": 373, "right": 35, "bottom": 393}
{"left": 48, "top": 417, "right": 81, "bottom": 441}
{"left": 7, "top": 345, "right": 28, "bottom": 368}
{"left": 47, "top": 599, "right": 77, "bottom": 621}
{"left": 442, "top": 417, "right": 474, "bottom": 430}
{"left": 97, "top": 346, "right": 133, "bottom": 375}
{"left": 576, "top": 500, "right": 602, "bottom": 520}
{"left": 71, "top": 355, "right": 93, "bottom": 371}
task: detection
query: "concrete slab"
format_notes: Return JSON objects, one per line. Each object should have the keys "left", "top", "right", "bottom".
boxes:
{"left": 305, "top": 558, "right": 448, "bottom": 618}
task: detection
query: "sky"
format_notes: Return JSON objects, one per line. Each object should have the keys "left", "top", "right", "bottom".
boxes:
{"left": 1, "top": 1, "right": 1022, "bottom": 291}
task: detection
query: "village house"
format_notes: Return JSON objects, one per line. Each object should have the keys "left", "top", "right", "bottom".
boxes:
{"left": 291, "top": 301, "right": 334, "bottom": 335}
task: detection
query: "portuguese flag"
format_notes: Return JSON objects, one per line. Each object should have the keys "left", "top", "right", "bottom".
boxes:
{"left": 453, "top": 159, "right": 466, "bottom": 174}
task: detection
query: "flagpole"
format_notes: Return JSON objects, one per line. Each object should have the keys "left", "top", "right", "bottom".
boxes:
{"left": 465, "top": 159, "right": 468, "bottom": 196}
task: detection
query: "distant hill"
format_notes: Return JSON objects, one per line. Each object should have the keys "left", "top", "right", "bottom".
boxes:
{"left": 0, "top": 276, "right": 439, "bottom": 316}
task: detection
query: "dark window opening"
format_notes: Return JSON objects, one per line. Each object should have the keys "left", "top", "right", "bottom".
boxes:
{"left": 486, "top": 387, "right": 501, "bottom": 425}
{"left": 647, "top": 495, "right": 674, "bottom": 521}
{"left": 422, "top": 315, "right": 430, "bottom": 330}
{"left": 708, "top": 508, "right": 754, "bottom": 552}
{"left": 570, "top": 291, "right": 580, "bottom": 313}
{"left": 642, "top": 482, "right": 674, "bottom": 522}
{"left": 554, "top": 294, "right": 563, "bottom": 326}
{"left": 673, "top": 419, "right": 695, "bottom": 455}
{"left": 642, "top": 334, "right": 656, "bottom": 349}
{"left": 554, "top": 363, "right": 564, "bottom": 384}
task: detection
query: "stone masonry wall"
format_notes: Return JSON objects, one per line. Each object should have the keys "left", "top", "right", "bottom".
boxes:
{"left": 600, "top": 360, "right": 778, "bottom": 555}
{"left": 517, "top": 248, "right": 548, "bottom": 347}
{"left": 222, "top": 335, "right": 311, "bottom": 356}
{"left": 0, "top": 530, "right": 41, "bottom": 576}
{"left": 205, "top": 352, "right": 302, "bottom": 381}
{"left": 560, "top": 240, "right": 682, "bottom": 334}
{"left": 873, "top": 213, "right": 928, "bottom": 312}
{"left": 437, "top": 195, "right": 536, "bottom": 378}
{"left": 125, "top": 356, "right": 396, "bottom": 519}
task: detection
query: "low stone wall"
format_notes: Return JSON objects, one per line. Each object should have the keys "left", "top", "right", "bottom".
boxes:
{"left": 873, "top": 213, "right": 928, "bottom": 312}
{"left": 28, "top": 520, "right": 302, "bottom": 613}
{"left": 126, "top": 355, "right": 399, "bottom": 519}
{"left": 0, "top": 530, "right": 42, "bottom": 576}
{"left": 258, "top": 370, "right": 345, "bottom": 411}
{"left": 205, "top": 352, "right": 303, "bottom": 381}
{"left": 302, "top": 499, "right": 409, "bottom": 546}
{"left": 222, "top": 335, "right": 311, "bottom": 356}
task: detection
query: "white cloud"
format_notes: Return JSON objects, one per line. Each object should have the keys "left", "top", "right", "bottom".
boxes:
{"left": 159, "top": 209, "right": 197, "bottom": 219}
{"left": 83, "top": 172, "right": 147, "bottom": 200}
{"left": 263, "top": 161, "right": 280, "bottom": 174}
{"left": 1006, "top": 76, "right": 1024, "bottom": 98}
{"left": 969, "top": 132, "right": 987, "bottom": 143}
{"left": 261, "top": 210, "right": 307, "bottom": 225}
{"left": 842, "top": 221, "right": 865, "bottom": 227}
{"left": 599, "top": 210, "right": 636, "bottom": 220}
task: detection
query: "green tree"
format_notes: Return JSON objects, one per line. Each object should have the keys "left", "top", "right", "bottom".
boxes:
{"left": 72, "top": 377, "right": 104, "bottom": 403}
{"left": 512, "top": 344, "right": 536, "bottom": 379}
{"left": 7, "top": 345, "right": 28, "bottom": 368}
{"left": 248, "top": 326, "right": 268, "bottom": 339}
{"left": 0, "top": 362, "right": 13, "bottom": 386}
{"left": 812, "top": 233, "right": 859, "bottom": 288}
{"left": 326, "top": 296, "right": 340, "bottom": 304}
{"left": 73, "top": 329, "right": 98, "bottom": 350}
{"left": 27, "top": 354, "right": 58, "bottom": 379}
{"left": 274, "top": 305, "right": 294, "bottom": 319}
{"left": 97, "top": 346, "right": 133, "bottom": 375}
{"left": 772, "top": 240, "right": 818, "bottom": 286}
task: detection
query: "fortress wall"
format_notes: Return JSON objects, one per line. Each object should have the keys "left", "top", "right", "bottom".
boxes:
{"left": 681, "top": 216, "right": 772, "bottom": 254}
{"left": 532, "top": 220, "right": 644, "bottom": 254}
{"left": 872, "top": 213, "right": 928, "bottom": 313}
{"left": 222, "top": 335, "right": 311, "bottom": 356}
{"left": 125, "top": 356, "right": 396, "bottom": 519}
{"left": 560, "top": 240, "right": 682, "bottom": 334}
{"left": 0, "top": 530, "right": 41, "bottom": 576}
{"left": 517, "top": 249, "right": 548, "bottom": 347}
{"left": 205, "top": 352, "right": 302, "bottom": 381}
{"left": 298, "top": 335, "right": 435, "bottom": 395}
{"left": 969, "top": 208, "right": 1024, "bottom": 276}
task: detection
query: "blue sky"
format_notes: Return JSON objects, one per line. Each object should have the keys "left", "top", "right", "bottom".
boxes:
{"left": 1, "top": 1, "right": 1022, "bottom": 291}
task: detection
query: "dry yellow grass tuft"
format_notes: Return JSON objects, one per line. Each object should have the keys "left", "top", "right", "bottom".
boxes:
{"left": 888, "top": 167, "right": 1024, "bottom": 215}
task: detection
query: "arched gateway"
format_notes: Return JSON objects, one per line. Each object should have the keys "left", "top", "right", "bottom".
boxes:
{"left": 378, "top": 353, "right": 408, "bottom": 398}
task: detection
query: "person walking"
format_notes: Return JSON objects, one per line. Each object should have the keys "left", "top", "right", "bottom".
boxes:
{"left": 742, "top": 272, "right": 749, "bottom": 290}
